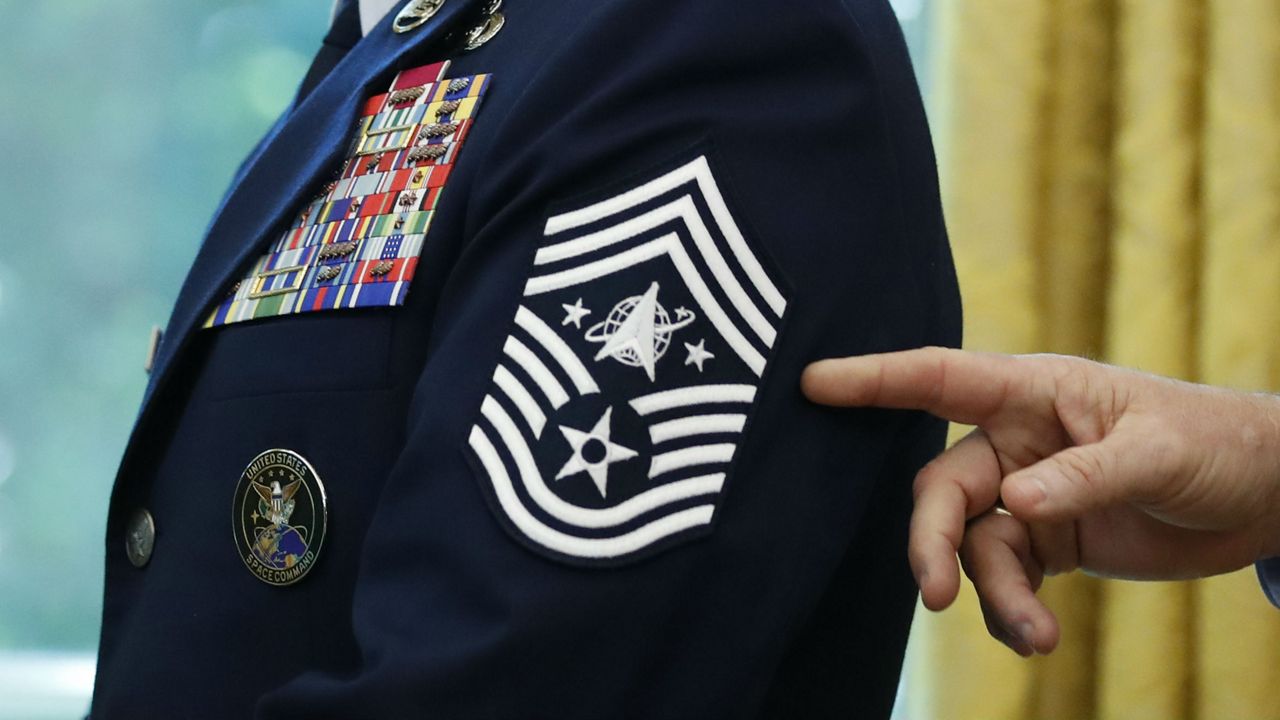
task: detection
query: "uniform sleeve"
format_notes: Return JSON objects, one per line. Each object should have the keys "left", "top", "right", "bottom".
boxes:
{"left": 1258, "top": 558, "right": 1280, "bottom": 608}
{"left": 259, "top": 1, "right": 959, "bottom": 717}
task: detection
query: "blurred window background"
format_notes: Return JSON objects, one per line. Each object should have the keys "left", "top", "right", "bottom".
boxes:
{"left": 0, "top": 2, "right": 933, "bottom": 718}
{"left": 0, "top": 2, "right": 327, "bottom": 717}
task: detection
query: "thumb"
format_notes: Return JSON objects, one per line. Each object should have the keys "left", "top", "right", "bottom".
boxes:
{"left": 1001, "top": 436, "right": 1157, "bottom": 522}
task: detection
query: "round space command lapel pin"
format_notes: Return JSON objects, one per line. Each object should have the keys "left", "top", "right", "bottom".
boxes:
{"left": 232, "top": 449, "right": 328, "bottom": 586}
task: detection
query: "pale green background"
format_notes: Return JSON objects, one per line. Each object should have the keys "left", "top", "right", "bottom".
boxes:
{"left": 0, "top": 1, "right": 931, "bottom": 716}
{"left": 0, "top": 2, "right": 326, "bottom": 716}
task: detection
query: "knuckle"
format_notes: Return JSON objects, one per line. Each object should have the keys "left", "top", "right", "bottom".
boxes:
{"left": 913, "top": 458, "right": 944, "bottom": 493}
{"left": 1057, "top": 447, "right": 1109, "bottom": 492}
{"left": 991, "top": 515, "right": 1032, "bottom": 551}
{"left": 926, "top": 350, "right": 951, "bottom": 409}
{"left": 912, "top": 458, "right": 957, "bottom": 501}
{"left": 1147, "top": 420, "right": 1189, "bottom": 470}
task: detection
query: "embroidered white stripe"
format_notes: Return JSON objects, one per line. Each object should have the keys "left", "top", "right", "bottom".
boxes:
{"left": 470, "top": 425, "right": 716, "bottom": 558}
{"left": 525, "top": 235, "right": 671, "bottom": 295}
{"left": 524, "top": 235, "right": 767, "bottom": 376}
{"left": 543, "top": 155, "right": 786, "bottom": 317}
{"left": 514, "top": 306, "right": 600, "bottom": 396}
{"left": 481, "top": 397, "right": 723, "bottom": 528}
{"left": 492, "top": 365, "right": 546, "bottom": 437}
{"left": 648, "top": 414, "right": 747, "bottom": 444}
{"left": 535, "top": 195, "right": 776, "bottom": 346}
{"left": 502, "top": 336, "right": 570, "bottom": 409}
{"left": 648, "top": 443, "right": 738, "bottom": 478}
{"left": 630, "top": 384, "right": 757, "bottom": 416}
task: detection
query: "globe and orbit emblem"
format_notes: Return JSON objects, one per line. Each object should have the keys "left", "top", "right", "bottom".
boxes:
{"left": 467, "top": 153, "right": 789, "bottom": 565}
{"left": 584, "top": 281, "right": 696, "bottom": 381}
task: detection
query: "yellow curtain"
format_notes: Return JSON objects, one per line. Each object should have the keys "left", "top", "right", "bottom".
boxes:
{"left": 904, "top": 1, "right": 1280, "bottom": 718}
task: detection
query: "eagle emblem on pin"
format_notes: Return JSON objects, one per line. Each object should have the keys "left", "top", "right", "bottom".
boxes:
{"left": 232, "top": 449, "right": 328, "bottom": 586}
{"left": 466, "top": 153, "right": 789, "bottom": 566}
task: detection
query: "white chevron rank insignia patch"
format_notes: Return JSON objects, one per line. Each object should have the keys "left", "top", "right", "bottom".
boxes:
{"left": 466, "top": 153, "right": 790, "bottom": 565}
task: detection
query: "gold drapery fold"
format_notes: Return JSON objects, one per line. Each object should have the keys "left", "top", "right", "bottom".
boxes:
{"left": 935, "top": 0, "right": 1050, "bottom": 355}
{"left": 1195, "top": 2, "right": 1280, "bottom": 719}
{"left": 921, "top": 1, "right": 1280, "bottom": 718}
{"left": 1097, "top": 3, "right": 1201, "bottom": 719}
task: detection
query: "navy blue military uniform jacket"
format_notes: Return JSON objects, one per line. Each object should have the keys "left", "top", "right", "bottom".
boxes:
{"left": 91, "top": 0, "right": 961, "bottom": 717}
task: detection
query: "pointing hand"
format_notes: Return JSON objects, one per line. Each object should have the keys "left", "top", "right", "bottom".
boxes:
{"left": 802, "top": 348, "right": 1280, "bottom": 655}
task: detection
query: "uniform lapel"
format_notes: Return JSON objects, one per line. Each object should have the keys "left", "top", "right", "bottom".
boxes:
{"left": 144, "top": 0, "right": 480, "bottom": 403}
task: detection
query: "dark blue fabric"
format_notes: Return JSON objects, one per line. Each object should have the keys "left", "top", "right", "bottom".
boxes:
{"left": 1257, "top": 558, "right": 1280, "bottom": 608}
{"left": 91, "top": 0, "right": 962, "bottom": 717}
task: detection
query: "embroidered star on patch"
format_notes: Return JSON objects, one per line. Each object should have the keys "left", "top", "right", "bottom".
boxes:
{"left": 466, "top": 152, "right": 790, "bottom": 565}
{"left": 561, "top": 298, "right": 591, "bottom": 328}
{"left": 554, "top": 407, "right": 639, "bottom": 498}
{"left": 684, "top": 339, "right": 714, "bottom": 372}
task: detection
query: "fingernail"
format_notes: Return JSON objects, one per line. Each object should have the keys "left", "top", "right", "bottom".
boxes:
{"left": 1016, "top": 621, "right": 1036, "bottom": 651}
{"left": 1016, "top": 476, "right": 1048, "bottom": 506}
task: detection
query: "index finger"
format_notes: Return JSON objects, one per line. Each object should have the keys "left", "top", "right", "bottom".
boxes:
{"left": 800, "top": 347, "right": 1020, "bottom": 424}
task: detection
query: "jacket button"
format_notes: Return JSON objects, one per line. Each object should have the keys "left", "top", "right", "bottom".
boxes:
{"left": 125, "top": 508, "right": 156, "bottom": 568}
